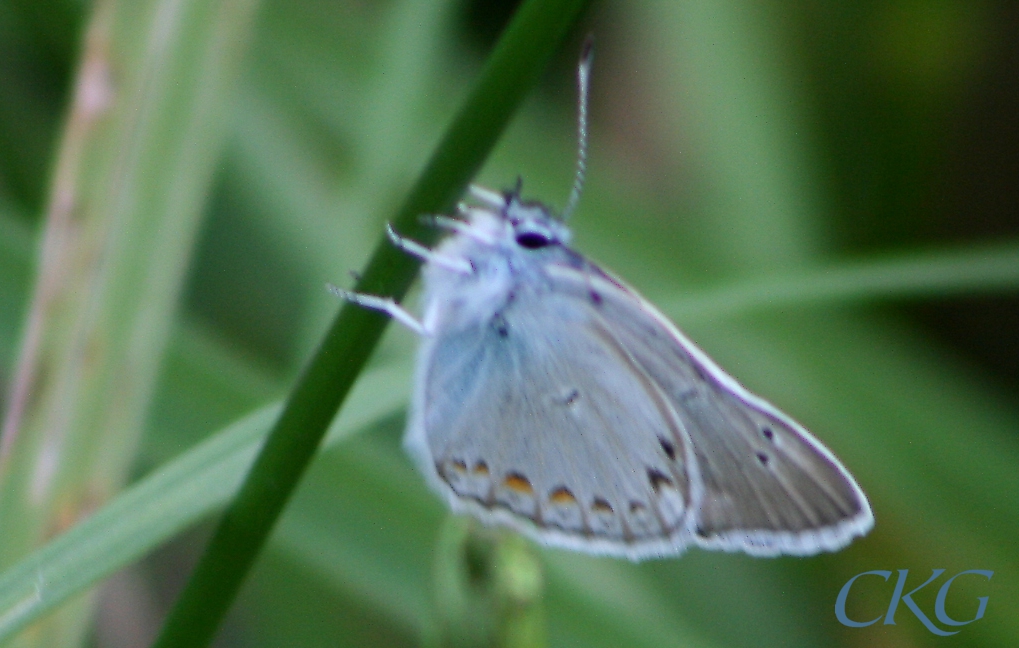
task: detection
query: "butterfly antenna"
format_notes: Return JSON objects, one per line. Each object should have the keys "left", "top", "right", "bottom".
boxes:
{"left": 562, "top": 37, "right": 593, "bottom": 221}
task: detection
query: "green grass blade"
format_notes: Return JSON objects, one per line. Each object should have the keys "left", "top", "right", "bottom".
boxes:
{"left": 0, "top": 363, "right": 408, "bottom": 644}
{"left": 664, "top": 240, "right": 1019, "bottom": 323}
{"left": 0, "top": 237, "right": 1016, "bottom": 644}
{"left": 151, "top": 1, "right": 593, "bottom": 645}
{"left": 0, "top": 0, "right": 263, "bottom": 643}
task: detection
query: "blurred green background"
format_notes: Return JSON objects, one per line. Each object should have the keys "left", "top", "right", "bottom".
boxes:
{"left": 1, "top": 0, "right": 1018, "bottom": 647}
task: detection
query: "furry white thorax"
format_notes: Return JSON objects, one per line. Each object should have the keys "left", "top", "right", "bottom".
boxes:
{"left": 419, "top": 193, "right": 574, "bottom": 336}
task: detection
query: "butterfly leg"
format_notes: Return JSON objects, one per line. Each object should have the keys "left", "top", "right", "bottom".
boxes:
{"left": 327, "top": 285, "right": 428, "bottom": 336}
{"left": 468, "top": 184, "right": 504, "bottom": 208}
{"left": 421, "top": 213, "right": 469, "bottom": 233}
{"left": 385, "top": 223, "right": 473, "bottom": 275}
{"left": 422, "top": 211, "right": 497, "bottom": 246}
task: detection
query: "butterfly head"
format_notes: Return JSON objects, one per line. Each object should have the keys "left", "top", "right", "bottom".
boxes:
{"left": 459, "top": 34, "right": 591, "bottom": 255}
{"left": 503, "top": 187, "right": 573, "bottom": 250}
{"left": 464, "top": 182, "right": 573, "bottom": 253}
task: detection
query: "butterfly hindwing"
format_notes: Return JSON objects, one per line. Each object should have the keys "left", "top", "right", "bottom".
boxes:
{"left": 406, "top": 272, "right": 700, "bottom": 558}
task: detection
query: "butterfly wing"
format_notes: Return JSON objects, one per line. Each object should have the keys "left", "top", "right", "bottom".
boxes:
{"left": 545, "top": 264, "right": 874, "bottom": 556}
{"left": 405, "top": 255, "right": 872, "bottom": 559}
{"left": 405, "top": 278, "right": 702, "bottom": 559}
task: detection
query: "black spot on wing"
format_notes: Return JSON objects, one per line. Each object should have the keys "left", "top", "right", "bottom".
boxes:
{"left": 490, "top": 313, "right": 509, "bottom": 337}
{"left": 647, "top": 469, "right": 673, "bottom": 492}
{"left": 658, "top": 436, "right": 677, "bottom": 461}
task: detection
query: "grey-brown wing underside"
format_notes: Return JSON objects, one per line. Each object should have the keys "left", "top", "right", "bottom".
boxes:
{"left": 409, "top": 263, "right": 872, "bottom": 558}
{"left": 547, "top": 266, "right": 873, "bottom": 555}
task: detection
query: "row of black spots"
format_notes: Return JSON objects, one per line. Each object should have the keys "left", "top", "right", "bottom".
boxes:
{"left": 756, "top": 424, "right": 776, "bottom": 468}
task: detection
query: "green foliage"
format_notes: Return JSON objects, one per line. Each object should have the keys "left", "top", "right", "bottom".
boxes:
{"left": 1, "top": 0, "right": 1017, "bottom": 647}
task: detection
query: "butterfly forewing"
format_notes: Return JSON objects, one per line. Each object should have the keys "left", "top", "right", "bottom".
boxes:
{"left": 545, "top": 263, "right": 873, "bottom": 555}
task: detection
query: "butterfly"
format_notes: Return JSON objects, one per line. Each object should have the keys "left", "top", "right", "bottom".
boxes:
{"left": 333, "top": 42, "right": 872, "bottom": 560}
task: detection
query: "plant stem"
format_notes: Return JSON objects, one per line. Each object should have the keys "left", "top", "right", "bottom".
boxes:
{"left": 0, "top": 0, "right": 261, "bottom": 644}
{"left": 150, "top": 1, "right": 592, "bottom": 646}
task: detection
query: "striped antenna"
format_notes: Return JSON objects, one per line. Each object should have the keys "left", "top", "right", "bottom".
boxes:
{"left": 562, "top": 37, "right": 594, "bottom": 221}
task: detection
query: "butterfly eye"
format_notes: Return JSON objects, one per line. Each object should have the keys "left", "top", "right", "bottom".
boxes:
{"left": 515, "top": 231, "right": 552, "bottom": 249}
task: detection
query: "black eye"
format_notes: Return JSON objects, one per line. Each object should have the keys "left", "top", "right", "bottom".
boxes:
{"left": 516, "top": 232, "right": 551, "bottom": 249}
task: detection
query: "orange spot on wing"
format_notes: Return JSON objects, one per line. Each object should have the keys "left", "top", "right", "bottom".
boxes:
{"left": 549, "top": 487, "right": 577, "bottom": 505}
{"left": 503, "top": 473, "right": 533, "bottom": 494}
